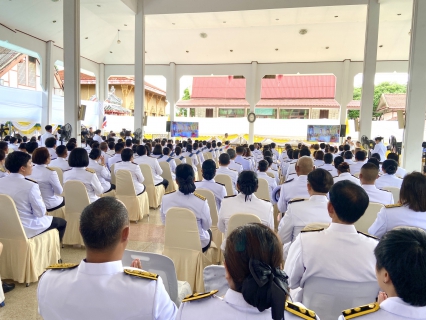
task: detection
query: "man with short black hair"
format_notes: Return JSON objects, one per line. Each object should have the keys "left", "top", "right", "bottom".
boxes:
{"left": 216, "top": 153, "right": 238, "bottom": 194}
{"left": 343, "top": 150, "right": 354, "bottom": 165}
{"left": 350, "top": 150, "right": 367, "bottom": 175}
{"left": 107, "top": 143, "right": 124, "bottom": 170}
{"left": 125, "top": 139, "right": 132, "bottom": 149}
{"left": 387, "top": 152, "right": 406, "bottom": 177}
{"left": 285, "top": 180, "right": 378, "bottom": 299}
{"left": 106, "top": 141, "right": 115, "bottom": 156}
{"left": 114, "top": 149, "right": 145, "bottom": 195}
{"left": 321, "top": 153, "right": 338, "bottom": 177}
{"left": 285, "top": 147, "right": 311, "bottom": 179}
{"left": 257, "top": 159, "right": 277, "bottom": 200}
{"left": 40, "top": 125, "right": 54, "bottom": 147}
{"left": 93, "top": 129, "right": 103, "bottom": 144}
{"left": 25, "top": 141, "right": 39, "bottom": 155}
{"left": 360, "top": 163, "right": 394, "bottom": 205}
{"left": 227, "top": 148, "right": 243, "bottom": 173}
{"left": 133, "top": 145, "right": 168, "bottom": 190}
{"left": 234, "top": 146, "right": 251, "bottom": 171}
{"left": 45, "top": 137, "right": 58, "bottom": 160}
{"left": 49, "top": 145, "right": 71, "bottom": 171}
{"left": 372, "top": 136, "right": 387, "bottom": 162}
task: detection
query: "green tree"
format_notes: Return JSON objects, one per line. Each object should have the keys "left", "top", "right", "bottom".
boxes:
{"left": 182, "top": 88, "right": 191, "bottom": 100}
{"left": 348, "top": 82, "right": 407, "bottom": 120}
{"left": 176, "top": 88, "right": 191, "bottom": 116}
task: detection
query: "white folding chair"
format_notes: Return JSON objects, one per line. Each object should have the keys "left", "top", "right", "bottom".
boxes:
{"left": 110, "top": 163, "right": 116, "bottom": 185}
{"left": 159, "top": 161, "right": 177, "bottom": 193}
{"left": 254, "top": 178, "right": 270, "bottom": 201}
{"left": 354, "top": 202, "right": 384, "bottom": 234}
{"left": 215, "top": 174, "right": 234, "bottom": 197}
{"left": 226, "top": 213, "right": 262, "bottom": 237}
{"left": 381, "top": 186, "right": 400, "bottom": 204}
{"left": 139, "top": 164, "right": 165, "bottom": 208}
{"left": 203, "top": 265, "right": 229, "bottom": 297}
{"left": 122, "top": 250, "right": 191, "bottom": 306}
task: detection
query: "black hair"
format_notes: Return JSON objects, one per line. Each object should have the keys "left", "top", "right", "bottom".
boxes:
{"left": 343, "top": 144, "right": 350, "bottom": 151}
{"left": 355, "top": 150, "right": 366, "bottom": 161}
{"left": 89, "top": 148, "right": 102, "bottom": 160}
{"left": 333, "top": 156, "right": 344, "bottom": 169}
{"left": 206, "top": 142, "right": 212, "bottom": 149}
{"left": 236, "top": 146, "right": 244, "bottom": 154}
{"left": 121, "top": 148, "right": 133, "bottom": 162}
{"left": 115, "top": 143, "right": 124, "bottom": 153}
{"left": 367, "top": 158, "right": 380, "bottom": 168}
{"left": 202, "top": 159, "right": 216, "bottom": 181}
{"left": 125, "top": 139, "right": 132, "bottom": 147}
{"left": 344, "top": 150, "right": 353, "bottom": 160}
{"left": 25, "top": 141, "right": 38, "bottom": 154}
{"left": 45, "top": 125, "right": 52, "bottom": 131}
{"left": 308, "top": 168, "right": 334, "bottom": 193}
{"left": 382, "top": 159, "right": 398, "bottom": 175}
{"left": 329, "top": 180, "right": 369, "bottom": 224}
{"left": 375, "top": 227, "right": 426, "bottom": 306}
{"left": 237, "top": 171, "right": 258, "bottom": 201}
{"left": 193, "top": 143, "right": 198, "bottom": 150}
{"left": 186, "top": 144, "right": 193, "bottom": 152}
{"left": 5, "top": 151, "right": 31, "bottom": 173}
{"left": 80, "top": 197, "right": 129, "bottom": 251}
{"left": 371, "top": 153, "right": 382, "bottom": 162}
{"left": 68, "top": 148, "right": 89, "bottom": 167}
{"left": 56, "top": 145, "right": 67, "bottom": 157}
{"left": 0, "top": 141, "right": 8, "bottom": 152}
{"left": 66, "top": 142, "right": 76, "bottom": 152}
{"left": 0, "top": 150, "right": 5, "bottom": 162}
{"left": 136, "top": 145, "right": 146, "bottom": 156}
{"left": 324, "top": 153, "right": 333, "bottom": 164}
{"left": 293, "top": 149, "right": 300, "bottom": 159}
{"left": 219, "top": 153, "right": 230, "bottom": 165}
{"left": 319, "top": 143, "right": 325, "bottom": 149}
{"left": 270, "top": 142, "right": 276, "bottom": 148}
{"left": 258, "top": 160, "right": 269, "bottom": 172}
{"left": 175, "top": 164, "right": 196, "bottom": 195}
{"left": 175, "top": 146, "right": 182, "bottom": 156}
{"left": 163, "top": 147, "right": 170, "bottom": 155}
{"left": 108, "top": 141, "right": 115, "bottom": 150}
{"left": 264, "top": 156, "right": 273, "bottom": 167}
{"left": 299, "top": 147, "right": 311, "bottom": 157}
{"left": 387, "top": 153, "right": 399, "bottom": 162}
{"left": 45, "top": 137, "right": 56, "bottom": 148}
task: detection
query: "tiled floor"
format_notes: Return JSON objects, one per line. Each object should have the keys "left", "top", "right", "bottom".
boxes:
{"left": 0, "top": 208, "right": 165, "bottom": 320}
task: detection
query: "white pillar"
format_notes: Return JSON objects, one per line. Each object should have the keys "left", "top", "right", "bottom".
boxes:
{"left": 134, "top": 0, "right": 145, "bottom": 132}
{"left": 63, "top": 0, "right": 81, "bottom": 146}
{"left": 98, "top": 63, "right": 105, "bottom": 132}
{"left": 166, "top": 62, "right": 176, "bottom": 122}
{"left": 41, "top": 40, "right": 54, "bottom": 127}
{"left": 338, "top": 59, "right": 352, "bottom": 125}
{"left": 401, "top": 0, "right": 426, "bottom": 172}
{"left": 359, "top": 0, "right": 380, "bottom": 139}
{"left": 246, "top": 61, "right": 261, "bottom": 144}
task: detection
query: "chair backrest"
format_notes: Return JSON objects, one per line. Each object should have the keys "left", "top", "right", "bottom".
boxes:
{"left": 215, "top": 174, "right": 234, "bottom": 197}
{"left": 139, "top": 164, "right": 154, "bottom": 185}
{"left": 116, "top": 170, "right": 136, "bottom": 196}
{"left": 203, "top": 265, "right": 229, "bottom": 297}
{"left": 64, "top": 180, "right": 90, "bottom": 213}
{"left": 122, "top": 250, "right": 178, "bottom": 304}
{"left": 110, "top": 163, "right": 116, "bottom": 185}
{"left": 159, "top": 161, "right": 175, "bottom": 183}
{"left": 354, "top": 202, "right": 384, "bottom": 234}
{"left": 254, "top": 178, "right": 270, "bottom": 201}
{"left": 226, "top": 213, "right": 262, "bottom": 236}
{"left": 266, "top": 171, "right": 275, "bottom": 179}
{"left": 174, "top": 158, "right": 182, "bottom": 165}
{"left": 185, "top": 156, "right": 193, "bottom": 166}
{"left": 196, "top": 188, "right": 218, "bottom": 226}
{"left": 165, "top": 207, "right": 202, "bottom": 251}
{"left": 203, "top": 152, "right": 212, "bottom": 160}
{"left": 49, "top": 166, "right": 63, "bottom": 186}
{"left": 381, "top": 186, "right": 400, "bottom": 203}
{"left": 0, "top": 195, "right": 27, "bottom": 240}
{"left": 303, "top": 277, "right": 379, "bottom": 320}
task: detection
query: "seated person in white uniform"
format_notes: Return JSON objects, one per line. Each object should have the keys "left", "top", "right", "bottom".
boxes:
{"left": 264, "top": 155, "right": 279, "bottom": 184}
{"left": 160, "top": 164, "right": 212, "bottom": 252}
{"left": 49, "top": 145, "right": 71, "bottom": 171}
{"left": 161, "top": 147, "right": 177, "bottom": 176}
{"left": 193, "top": 142, "right": 205, "bottom": 165}
{"left": 88, "top": 148, "right": 114, "bottom": 194}
{"left": 227, "top": 148, "right": 243, "bottom": 174}
{"left": 387, "top": 153, "right": 406, "bottom": 178}
{"left": 92, "top": 129, "right": 103, "bottom": 144}
{"left": 285, "top": 148, "right": 309, "bottom": 180}
{"left": 285, "top": 180, "right": 378, "bottom": 301}
{"left": 278, "top": 168, "right": 333, "bottom": 254}
{"left": 25, "top": 141, "right": 39, "bottom": 156}
{"left": 107, "top": 142, "right": 124, "bottom": 170}
{"left": 195, "top": 159, "right": 227, "bottom": 211}
{"left": 28, "top": 147, "right": 65, "bottom": 213}
{"left": 99, "top": 142, "right": 111, "bottom": 165}
{"left": 350, "top": 150, "right": 367, "bottom": 175}
{"left": 234, "top": 146, "right": 252, "bottom": 171}
{"left": 171, "top": 146, "right": 186, "bottom": 164}
{"left": 133, "top": 145, "right": 168, "bottom": 190}
{"left": 216, "top": 153, "right": 238, "bottom": 195}
{"left": 218, "top": 171, "right": 274, "bottom": 251}
{"left": 64, "top": 148, "right": 104, "bottom": 203}
{"left": 0, "top": 151, "right": 67, "bottom": 241}
{"left": 313, "top": 150, "right": 325, "bottom": 167}
{"left": 375, "top": 160, "right": 403, "bottom": 189}
{"left": 177, "top": 223, "right": 319, "bottom": 320}
{"left": 8, "top": 137, "right": 19, "bottom": 152}
{"left": 114, "top": 149, "right": 145, "bottom": 196}
{"left": 369, "top": 172, "right": 426, "bottom": 238}
{"left": 360, "top": 163, "right": 394, "bottom": 205}
{"left": 371, "top": 136, "right": 387, "bottom": 162}
{"left": 339, "top": 227, "right": 426, "bottom": 320}
{"left": 256, "top": 159, "right": 277, "bottom": 200}
{"left": 0, "top": 150, "right": 8, "bottom": 178}
{"left": 333, "top": 157, "right": 360, "bottom": 185}
{"left": 343, "top": 150, "right": 354, "bottom": 165}
{"left": 45, "top": 137, "right": 58, "bottom": 160}
{"left": 319, "top": 153, "right": 338, "bottom": 177}
{"left": 40, "top": 125, "right": 54, "bottom": 147}
{"left": 181, "top": 144, "right": 198, "bottom": 172}
{"left": 38, "top": 197, "right": 177, "bottom": 319}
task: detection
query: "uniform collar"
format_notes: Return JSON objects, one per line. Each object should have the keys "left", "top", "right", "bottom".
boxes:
{"left": 202, "top": 179, "right": 215, "bottom": 183}
{"left": 74, "top": 167, "right": 87, "bottom": 170}
{"left": 78, "top": 260, "right": 123, "bottom": 275}
{"left": 9, "top": 173, "right": 25, "bottom": 179}
{"left": 309, "top": 195, "right": 328, "bottom": 202}
{"left": 296, "top": 175, "right": 308, "bottom": 181}
{"left": 327, "top": 222, "right": 357, "bottom": 234}
{"left": 339, "top": 172, "right": 351, "bottom": 177}
{"left": 219, "top": 166, "right": 229, "bottom": 170}
{"left": 362, "top": 184, "right": 378, "bottom": 190}
{"left": 380, "top": 297, "right": 426, "bottom": 319}
{"left": 224, "top": 289, "right": 262, "bottom": 313}
{"left": 35, "top": 164, "right": 47, "bottom": 168}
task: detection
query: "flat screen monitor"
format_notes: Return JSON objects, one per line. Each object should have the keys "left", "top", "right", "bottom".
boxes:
{"left": 171, "top": 121, "right": 199, "bottom": 138}
{"left": 307, "top": 125, "right": 340, "bottom": 143}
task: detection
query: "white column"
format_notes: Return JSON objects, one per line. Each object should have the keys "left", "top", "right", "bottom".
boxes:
{"left": 246, "top": 61, "right": 261, "bottom": 144}
{"left": 134, "top": 0, "right": 145, "bottom": 132}
{"left": 98, "top": 63, "right": 105, "bottom": 132}
{"left": 166, "top": 62, "right": 176, "bottom": 122}
{"left": 401, "top": 0, "right": 426, "bottom": 172}
{"left": 41, "top": 40, "right": 54, "bottom": 127}
{"left": 63, "top": 0, "right": 81, "bottom": 146}
{"left": 338, "top": 59, "right": 352, "bottom": 125}
{"left": 359, "top": 0, "right": 380, "bottom": 138}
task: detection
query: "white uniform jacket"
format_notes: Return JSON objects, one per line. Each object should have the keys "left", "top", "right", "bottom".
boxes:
{"left": 195, "top": 179, "right": 227, "bottom": 211}
{"left": 333, "top": 172, "right": 361, "bottom": 185}
{"left": 40, "top": 132, "right": 55, "bottom": 147}
{"left": 47, "top": 147, "right": 58, "bottom": 160}
{"left": 37, "top": 260, "right": 177, "bottom": 320}
{"left": 181, "top": 152, "right": 198, "bottom": 171}
{"left": 107, "top": 154, "right": 122, "bottom": 170}
{"left": 375, "top": 173, "right": 402, "bottom": 189}
{"left": 218, "top": 193, "right": 274, "bottom": 251}
{"left": 160, "top": 190, "right": 212, "bottom": 248}
{"left": 284, "top": 223, "right": 378, "bottom": 290}
{"left": 63, "top": 167, "right": 104, "bottom": 203}
{"left": 368, "top": 204, "right": 426, "bottom": 238}
{"left": 228, "top": 160, "right": 243, "bottom": 174}
{"left": 317, "top": 163, "right": 338, "bottom": 177}
{"left": 372, "top": 142, "right": 387, "bottom": 162}
{"left": 155, "top": 155, "right": 177, "bottom": 174}
{"left": 49, "top": 158, "right": 71, "bottom": 171}
{"left": 361, "top": 185, "right": 394, "bottom": 205}
{"left": 216, "top": 166, "right": 238, "bottom": 194}
{"left": 87, "top": 159, "right": 111, "bottom": 193}
{"left": 277, "top": 175, "right": 310, "bottom": 214}
{"left": 114, "top": 161, "right": 145, "bottom": 195}
{"left": 234, "top": 155, "right": 251, "bottom": 171}
{"left": 133, "top": 155, "right": 164, "bottom": 185}
{"left": 0, "top": 173, "right": 52, "bottom": 238}
{"left": 28, "top": 164, "right": 64, "bottom": 210}
{"left": 93, "top": 134, "right": 103, "bottom": 144}
{"left": 349, "top": 161, "right": 367, "bottom": 175}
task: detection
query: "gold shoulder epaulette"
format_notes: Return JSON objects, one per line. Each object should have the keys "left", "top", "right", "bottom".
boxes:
{"left": 357, "top": 231, "right": 379, "bottom": 240}
{"left": 182, "top": 290, "right": 218, "bottom": 303}
{"left": 385, "top": 203, "right": 402, "bottom": 209}
{"left": 193, "top": 192, "right": 206, "bottom": 201}
{"left": 0, "top": 167, "right": 5, "bottom": 173}
{"left": 25, "top": 178, "right": 38, "bottom": 184}
{"left": 216, "top": 182, "right": 225, "bottom": 186}
{"left": 284, "top": 178, "right": 294, "bottom": 184}
{"left": 289, "top": 198, "right": 306, "bottom": 204}
{"left": 225, "top": 195, "right": 236, "bottom": 198}
{"left": 301, "top": 228, "right": 324, "bottom": 233}
{"left": 46, "top": 167, "right": 55, "bottom": 171}
{"left": 352, "top": 175, "right": 359, "bottom": 179}
{"left": 124, "top": 269, "right": 158, "bottom": 280}
{"left": 85, "top": 168, "right": 96, "bottom": 174}
{"left": 165, "top": 190, "right": 176, "bottom": 195}
{"left": 46, "top": 263, "right": 78, "bottom": 270}
{"left": 341, "top": 302, "right": 379, "bottom": 319}
{"left": 285, "top": 301, "right": 316, "bottom": 319}
{"left": 260, "top": 198, "right": 270, "bottom": 202}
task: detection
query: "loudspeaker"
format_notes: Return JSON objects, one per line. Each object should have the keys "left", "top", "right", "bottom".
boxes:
{"left": 166, "top": 121, "right": 171, "bottom": 132}
{"left": 78, "top": 105, "right": 86, "bottom": 121}
{"left": 143, "top": 115, "right": 148, "bottom": 127}
{"left": 354, "top": 118, "right": 360, "bottom": 132}
{"left": 397, "top": 110, "right": 405, "bottom": 129}
{"left": 340, "top": 125, "right": 346, "bottom": 137}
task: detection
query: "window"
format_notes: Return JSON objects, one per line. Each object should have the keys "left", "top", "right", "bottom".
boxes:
{"left": 319, "top": 110, "right": 330, "bottom": 119}
{"left": 255, "top": 108, "right": 277, "bottom": 119}
{"left": 218, "top": 108, "right": 245, "bottom": 118}
{"left": 28, "top": 57, "right": 36, "bottom": 87}
{"left": 279, "top": 109, "right": 309, "bottom": 119}
{"left": 206, "top": 108, "right": 214, "bottom": 118}
{"left": 17, "top": 60, "right": 26, "bottom": 86}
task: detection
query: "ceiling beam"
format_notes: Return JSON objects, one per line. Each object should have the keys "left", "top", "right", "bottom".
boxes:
{"left": 141, "top": 0, "right": 368, "bottom": 15}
